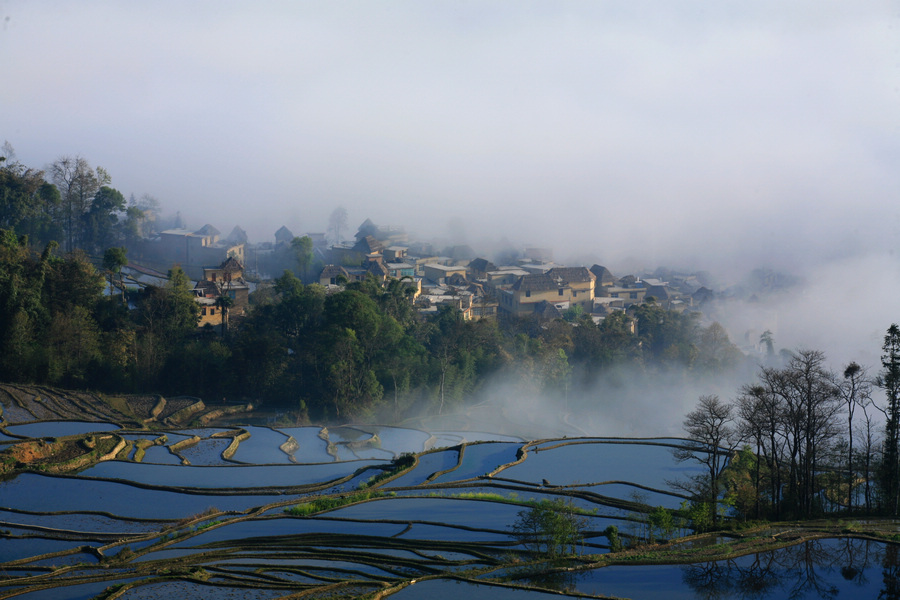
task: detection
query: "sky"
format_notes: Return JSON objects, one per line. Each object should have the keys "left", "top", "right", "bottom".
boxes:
{"left": 2, "top": 1, "right": 900, "bottom": 366}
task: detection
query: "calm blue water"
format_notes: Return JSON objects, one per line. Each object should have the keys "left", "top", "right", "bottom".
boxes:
{"left": 503, "top": 441, "right": 701, "bottom": 490}
{"left": 5, "top": 421, "right": 120, "bottom": 438}
{"left": 429, "top": 442, "right": 521, "bottom": 483}
{"left": 79, "top": 459, "right": 386, "bottom": 488}
{"left": 572, "top": 538, "right": 897, "bottom": 599}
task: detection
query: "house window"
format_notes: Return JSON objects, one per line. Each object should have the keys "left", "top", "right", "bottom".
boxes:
{"left": 525, "top": 290, "right": 531, "bottom": 298}
{"left": 630, "top": 292, "right": 638, "bottom": 299}
{"left": 210, "top": 308, "right": 216, "bottom": 316}
{"left": 611, "top": 293, "right": 619, "bottom": 298}
{"left": 558, "top": 289, "right": 564, "bottom": 296}
{"left": 572, "top": 291, "right": 577, "bottom": 298}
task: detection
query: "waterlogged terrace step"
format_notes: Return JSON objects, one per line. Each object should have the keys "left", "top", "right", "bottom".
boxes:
{"left": 4, "top": 421, "right": 120, "bottom": 439}
{"left": 0, "top": 473, "right": 295, "bottom": 519}
{"left": 502, "top": 440, "right": 703, "bottom": 491}
{"left": 429, "top": 442, "right": 521, "bottom": 483}
{"left": 228, "top": 426, "right": 294, "bottom": 464}
{"left": 387, "top": 578, "right": 581, "bottom": 599}
{"left": 388, "top": 448, "right": 461, "bottom": 488}
{"left": 79, "top": 459, "right": 389, "bottom": 489}
{"left": 273, "top": 427, "right": 333, "bottom": 463}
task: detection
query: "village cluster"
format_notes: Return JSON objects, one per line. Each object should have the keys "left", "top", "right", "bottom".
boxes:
{"left": 126, "top": 217, "right": 716, "bottom": 331}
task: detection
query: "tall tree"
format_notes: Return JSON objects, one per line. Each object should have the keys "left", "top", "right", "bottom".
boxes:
{"left": 0, "top": 230, "right": 53, "bottom": 381}
{"left": 879, "top": 324, "right": 900, "bottom": 515}
{"left": 674, "top": 395, "right": 735, "bottom": 528}
{"left": 840, "top": 362, "right": 871, "bottom": 512}
{"left": 82, "top": 186, "right": 126, "bottom": 253}
{"left": 49, "top": 156, "right": 108, "bottom": 251}
{"left": 0, "top": 145, "right": 60, "bottom": 244}
{"left": 291, "top": 235, "right": 314, "bottom": 281}
{"left": 102, "top": 246, "right": 128, "bottom": 304}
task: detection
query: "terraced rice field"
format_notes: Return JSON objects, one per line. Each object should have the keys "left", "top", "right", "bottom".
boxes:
{"left": 3, "top": 392, "right": 900, "bottom": 599}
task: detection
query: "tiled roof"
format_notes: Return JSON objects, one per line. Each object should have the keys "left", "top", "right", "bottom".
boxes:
{"left": 512, "top": 274, "right": 558, "bottom": 292}
{"left": 194, "top": 224, "right": 220, "bottom": 237}
{"left": 547, "top": 267, "right": 594, "bottom": 284}
{"left": 589, "top": 264, "right": 616, "bottom": 285}
{"left": 275, "top": 225, "right": 294, "bottom": 240}
{"left": 320, "top": 265, "right": 349, "bottom": 279}
{"left": 221, "top": 256, "right": 243, "bottom": 272}
{"left": 468, "top": 257, "right": 497, "bottom": 273}
{"left": 353, "top": 235, "right": 385, "bottom": 253}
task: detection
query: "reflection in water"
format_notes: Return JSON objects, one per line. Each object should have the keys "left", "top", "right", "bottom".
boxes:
{"left": 681, "top": 538, "right": 898, "bottom": 600}
{"left": 882, "top": 543, "right": 900, "bottom": 600}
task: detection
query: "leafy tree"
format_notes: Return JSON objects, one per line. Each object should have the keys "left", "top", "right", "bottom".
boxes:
{"left": 633, "top": 302, "right": 699, "bottom": 369}
{"left": 511, "top": 499, "right": 588, "bottom": 558}
{"left": 133, "top": 266, "right": 199, "bottom": 383}
{"left": 695, "top": 322, "right": 743, "bottom": 373}
{"left": 102, "top": 246, "right": 128, "bottom": 304}
{"left": 648, "top": 506, "right": 677, "bottom": 542}
{"left": 0, "top": 230, "right": 53, "bottom": 381}
{"left": 82, "top": 186, "right": 126, "bottom": 253}
{"left": 42, "top": 250, "right": 103, "bottom": 316}
{"left": 0, "top": 145, "right": 61, "bottom": 245}
{"left": 46, "top": 305, "right": 102, "bottom": 385}
{"left": 603, "top": 525, "right": 622, "bottom": 552}
{"left": 291, "top": 235, "right": 314, "bottom": 281}
{"left": 50, "top": 156, "right": 108, "bottom": 251}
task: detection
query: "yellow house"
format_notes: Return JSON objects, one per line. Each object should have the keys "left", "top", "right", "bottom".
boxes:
{"left": 423, "top": 263, "right": 467, "bottom": 284}
{"left": 499, "top": 267, "right": 595, "bottom": 317}
{"left": 194, "top": 257, "right": 250, "bottom": 329}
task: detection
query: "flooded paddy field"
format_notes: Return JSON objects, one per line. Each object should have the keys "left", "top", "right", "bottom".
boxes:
{"left": 2, "top": 407, "right": 900, "bottom": 599}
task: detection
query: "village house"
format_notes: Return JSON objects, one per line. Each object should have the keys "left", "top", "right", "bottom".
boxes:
{"left": 423, "top": 263, "right": 468, "bottom": 285}
{"left": 496, "top": 266, "right": 595, "bottom": 318}
{"left": 194, "top": 256, "right": 250, "bottom": 328}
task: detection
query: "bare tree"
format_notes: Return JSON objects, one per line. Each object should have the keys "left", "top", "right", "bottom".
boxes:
{"left": 675, "top": 394, "right": 735, "bottom": 528}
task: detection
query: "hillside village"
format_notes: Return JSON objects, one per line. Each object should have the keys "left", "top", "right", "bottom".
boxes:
{"left": 122, "top": 216, "right": 719, "bottom": 337}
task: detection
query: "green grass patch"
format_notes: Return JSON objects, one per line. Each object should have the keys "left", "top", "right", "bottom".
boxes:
{"left": 285, "top": 490, "right": 391, "bottom": 516}
{"left": 358, "top": 452, "right": 416, "bottom": 489}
